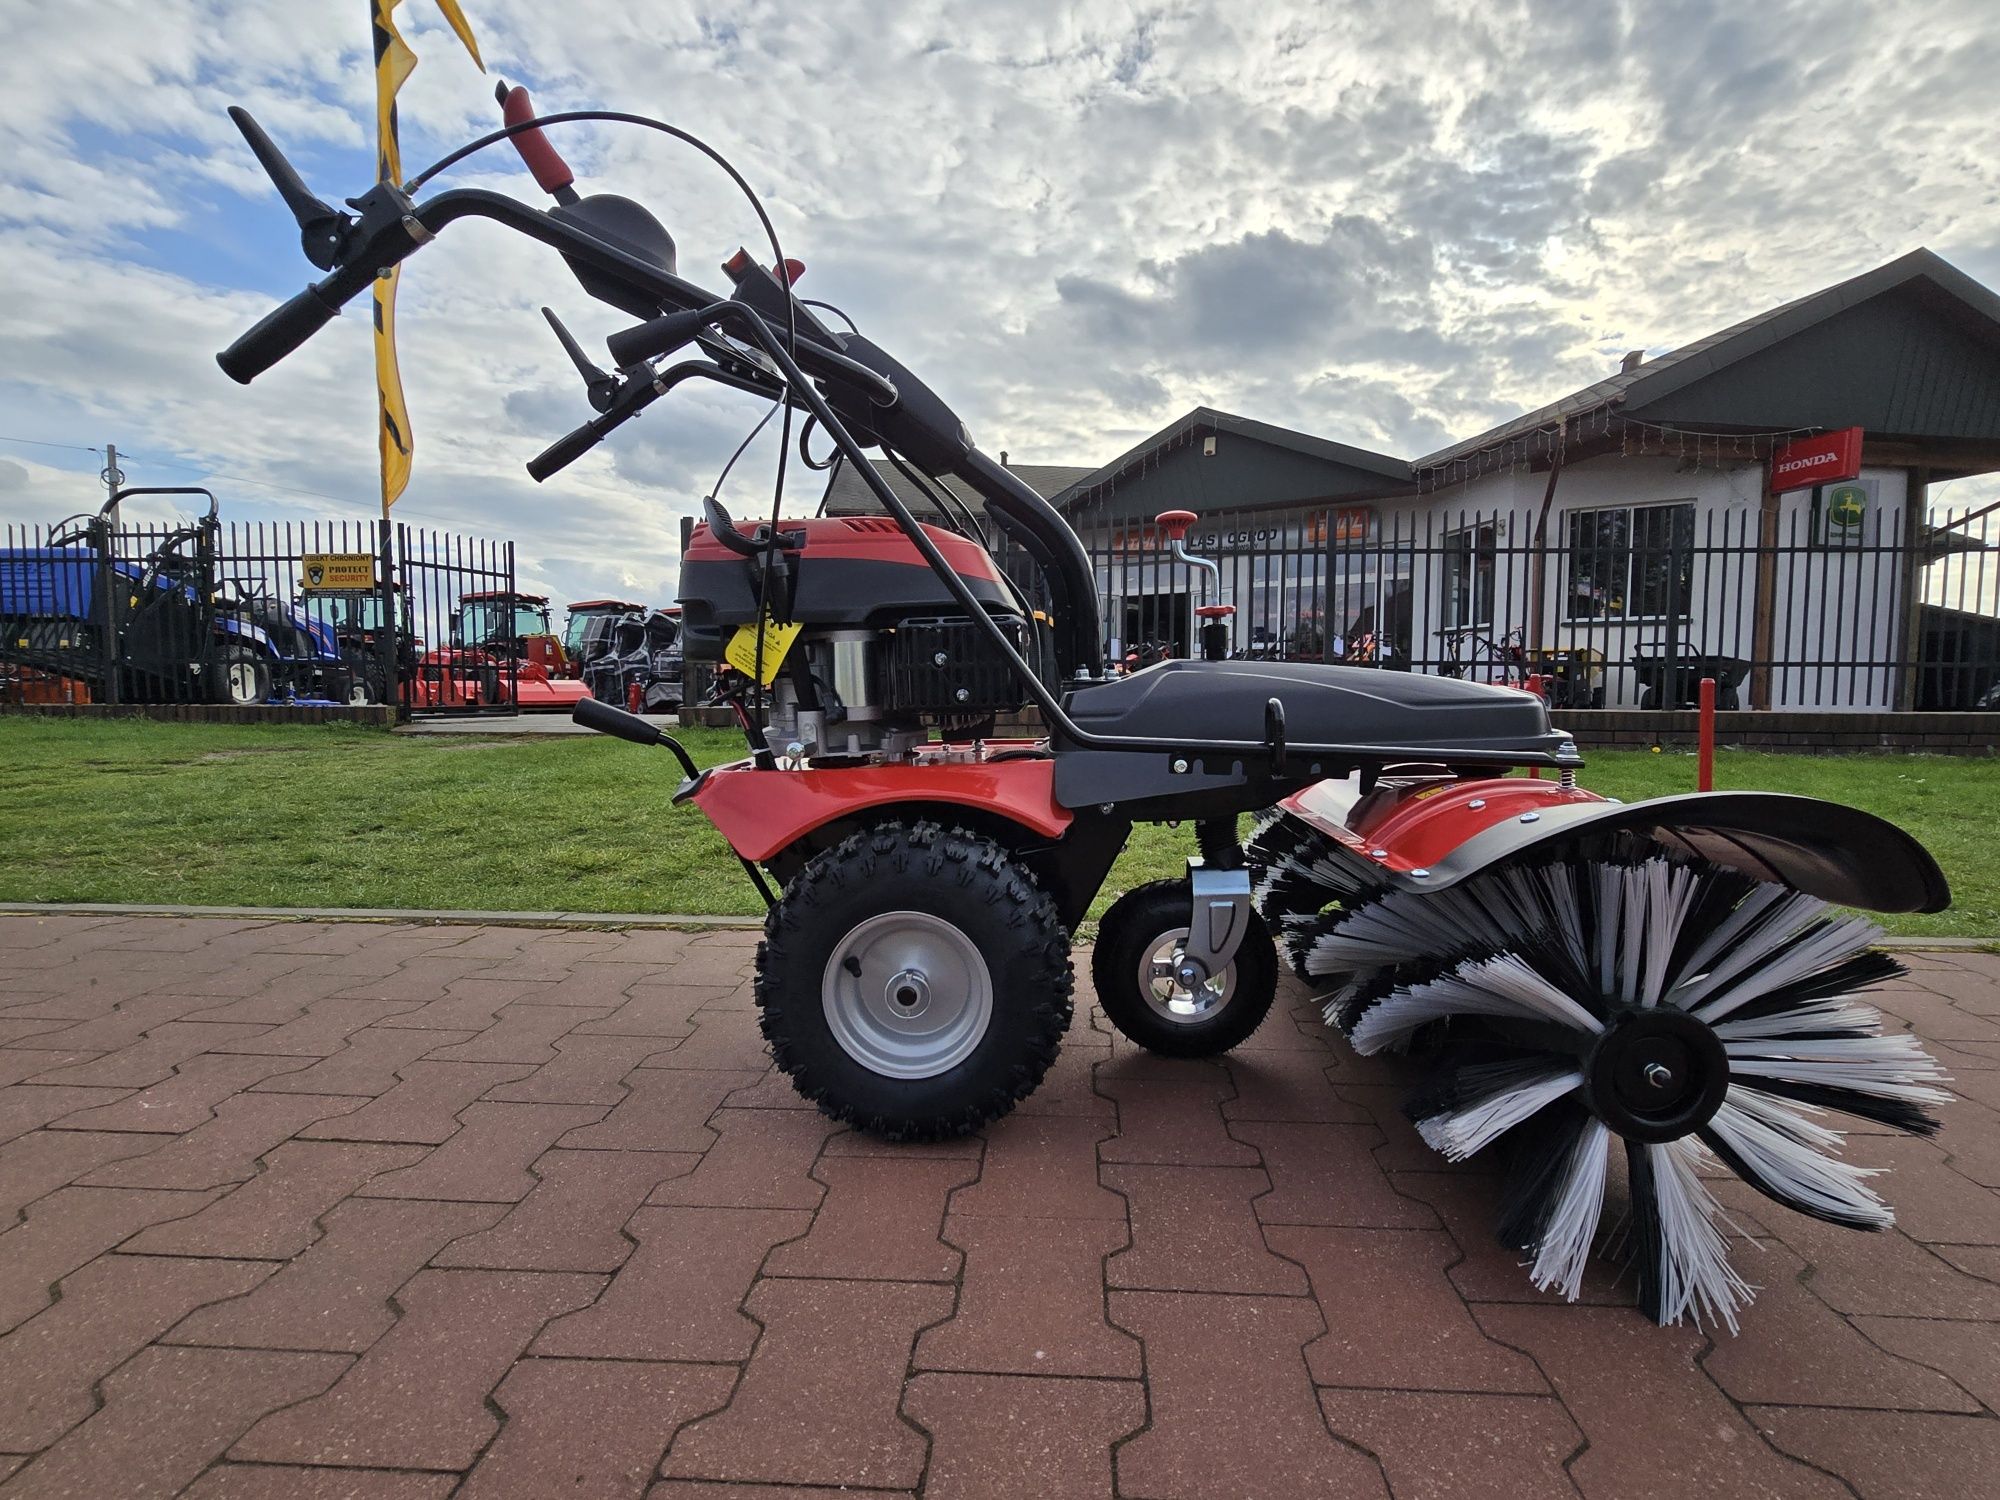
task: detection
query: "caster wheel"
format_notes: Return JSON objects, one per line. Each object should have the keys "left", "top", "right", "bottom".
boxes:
{"left": 1091, "top": 879, "right": 1278, "bottom": 1057}
{"left": 756, "top": 820, "right": 1072, "bottom": 1140}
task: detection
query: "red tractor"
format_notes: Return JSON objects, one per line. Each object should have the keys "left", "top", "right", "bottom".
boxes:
{"left": 411, "top": 590, "right": 588, "bottom": 712}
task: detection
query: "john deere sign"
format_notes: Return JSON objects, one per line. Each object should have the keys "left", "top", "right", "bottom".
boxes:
{"left": 300, "top": 553, "right": 376, "bottom": 591}
{"left": 1815, "top": 479, "right": 1876, "bottom": 547}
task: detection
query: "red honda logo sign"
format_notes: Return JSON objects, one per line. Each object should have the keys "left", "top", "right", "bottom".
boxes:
{"left": 1769, "top": 427, "right": 1863, "bottom": 493}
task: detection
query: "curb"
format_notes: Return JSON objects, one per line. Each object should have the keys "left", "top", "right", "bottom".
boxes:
{"left": 0, "top": 902, "right": 763, "bottom": 931}
{"left": 0, "top": 902, "right": 1990, "bottom": 952}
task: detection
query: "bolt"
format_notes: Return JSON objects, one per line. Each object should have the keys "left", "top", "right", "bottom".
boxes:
{"left": 1370, "top": 848, "right": 1389, "bottom": 859}
{"left": 1410, "top": 868, "right": 1430, "bottom": 878}
{"left": 1644, "top": 1062, "right": 1674, "bottom": 1089}
{"left": 1171, "top": 758, "right": 1190, "bottom": 773}
{"left": 933, "top": 651, "right": 949, "bottom": 666}
{"left": 954, "top": 688, "right": 970, "bottom": 703}
{"left": 1467, "top": 798, "right": 1486, "bottom": 810}
{"left": 1519, "top": 811, "right": 1540, "bottom": 824}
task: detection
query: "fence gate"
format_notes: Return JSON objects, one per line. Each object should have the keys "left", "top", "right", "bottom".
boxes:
{"left": 394, "top": 525, "right": 519, "bottom": 718}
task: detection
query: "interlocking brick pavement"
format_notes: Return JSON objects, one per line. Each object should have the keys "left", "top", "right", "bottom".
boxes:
{"left": 1, "top": 913, "right": 1997, "bottom": 1498}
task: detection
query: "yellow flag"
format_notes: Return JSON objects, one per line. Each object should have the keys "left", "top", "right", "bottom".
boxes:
{"left": 370, "top": 1, "right": 483, "bottom": 514}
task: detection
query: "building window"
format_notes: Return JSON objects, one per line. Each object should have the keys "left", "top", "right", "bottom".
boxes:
{"left": 1565, "top": 502, "right": 1695, "bottom": 621}
{"left": 1442, "top": 522, "right": 1497, "bottom": 630}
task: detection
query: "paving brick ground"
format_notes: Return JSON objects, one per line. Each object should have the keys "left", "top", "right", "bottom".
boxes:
{"left": 1, "top": 914, "right": 1997, "bottom": 1498}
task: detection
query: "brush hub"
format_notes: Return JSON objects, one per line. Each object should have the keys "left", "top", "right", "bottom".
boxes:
{"left": 1581, "top": 1007, "right": 1729, "bottom": 1145}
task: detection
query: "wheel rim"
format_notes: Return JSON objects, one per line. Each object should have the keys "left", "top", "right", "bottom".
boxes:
{"left": 821, "top": 910, "right": 993, "bottom": 1079}
{"left": 1136, "top": 926, "right": 1234, "bottom": 1025}
{"left": 227, "top": 661, "right": 260, "bottom": 703}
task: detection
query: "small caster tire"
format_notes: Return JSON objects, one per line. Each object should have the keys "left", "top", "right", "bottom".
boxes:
{"left": 1092, "top": 879, "right": 1278, "bottom": 1057}
{"left": 757, "top": 820, "right": 1072, "bottom": 1141}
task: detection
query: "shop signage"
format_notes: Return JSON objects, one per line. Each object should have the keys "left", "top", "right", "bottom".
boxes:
{"left": 1814, "top": 478, "right": 1877, "bottom": 547}
{"left": 299, "top": 553, "right": 376, "bottom": 591}
{"left": 1770, "top": 427, "right": 1863, "bottom": 493}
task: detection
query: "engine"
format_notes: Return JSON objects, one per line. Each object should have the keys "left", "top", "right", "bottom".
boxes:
{"left": 678, "top": 515, "right": 1039, "bottom": 759}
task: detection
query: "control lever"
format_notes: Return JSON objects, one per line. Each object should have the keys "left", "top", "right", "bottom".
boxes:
{"left": 495, "top": 81, "right": 580, "bottom": 203}
{"left": 542, "top": 308, "right": 618, "bottom": 413}
{"left": 227, "top": 107, "right": 351, "bottom": 270}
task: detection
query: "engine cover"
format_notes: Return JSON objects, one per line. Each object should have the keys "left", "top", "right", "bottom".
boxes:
{"left": 678, "top": 516, "right": 1020, "bottom": 660}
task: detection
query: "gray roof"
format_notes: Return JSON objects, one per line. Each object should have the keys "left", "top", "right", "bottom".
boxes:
{"left": 1052, "top": 406, "right": 1411, "bottom": 507}
{"left": 820, "top": 457, "right": 1093, "bottom": 518}
{"left": 1418, "top": 248, "right": 2000, "bottom": 473}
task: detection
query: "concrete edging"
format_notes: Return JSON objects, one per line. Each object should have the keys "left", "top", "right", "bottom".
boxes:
{"left": 0, "top": 901, "right": 762, "bottom": 930}
{"left": 0, "top": 900, "right": 1986, "bottom": 950}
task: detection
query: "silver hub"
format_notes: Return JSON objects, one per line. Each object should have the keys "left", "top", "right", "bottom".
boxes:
{"left": 227, "top": 661, "right": 260, "bottom": 702}
{"left": 1139, "top": 926, "right": 1234, "bottom": 1025}
{"left": 822, "top": 911, "right": 992, "bottom": 1079}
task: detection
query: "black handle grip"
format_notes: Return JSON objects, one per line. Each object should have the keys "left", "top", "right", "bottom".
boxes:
{"left": 526, "top": 419, "right": 607, "bottom": 483}
{"left": 605, "top": 309, "right": 716, "bottom": 369}
{"left": 573, "top": 695, "right": 664, "bottom": 746}
{"left": 216, "top": 284, "right": 341, "bottom": 385}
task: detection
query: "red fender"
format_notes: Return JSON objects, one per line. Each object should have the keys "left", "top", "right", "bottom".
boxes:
{"left": 1282, "top": 778, "right": 1949, "bottom": 914}
{"left": 1283, "top": 776, "right": 1604, "bottom": 876}
{"left": 690, "top": 755, "right": 1071, "bottom": 864}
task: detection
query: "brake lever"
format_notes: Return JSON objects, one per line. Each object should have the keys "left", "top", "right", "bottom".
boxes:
{"left": 543, "top": 308, "right": 619, "bottom": 413}
{"left": 228, "top": 107, "right": 351, "bottom": 270}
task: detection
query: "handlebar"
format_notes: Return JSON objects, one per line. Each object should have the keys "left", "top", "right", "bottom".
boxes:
{"left": 526, "top": 358, "right": 783, "bottom": 482}
{"left": 216, "top": 283, "right": 345, "bottom": 385}
{"left": 604, "top": 308, "right": 716, "bottom": 368}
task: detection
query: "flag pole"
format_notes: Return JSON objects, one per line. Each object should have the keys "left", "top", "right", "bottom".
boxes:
{"left": 369, "top": 0, "right": 483, "bottom": 523}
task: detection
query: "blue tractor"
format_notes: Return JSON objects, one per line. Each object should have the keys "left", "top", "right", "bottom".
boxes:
{"left": 0, "top": 487, "right": 362, "bottom": 706}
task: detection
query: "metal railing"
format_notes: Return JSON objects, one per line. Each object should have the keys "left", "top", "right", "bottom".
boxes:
{"left": 1044, "top": 496, "right": 1999, "bottom": 711}
{"left": 1, "top": 512, "right": 525, "bottom": 717}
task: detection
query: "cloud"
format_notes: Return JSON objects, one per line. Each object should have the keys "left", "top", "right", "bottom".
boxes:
{"left": 1, "top": 0, "right": 1997, "bottom": 608}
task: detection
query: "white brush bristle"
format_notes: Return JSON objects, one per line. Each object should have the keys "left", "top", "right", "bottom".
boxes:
{"left": 1297, "top": 845, "right": 1945, "bottom": 1330}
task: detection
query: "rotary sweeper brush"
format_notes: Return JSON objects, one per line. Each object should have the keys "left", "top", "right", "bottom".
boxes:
{"left": 215, "top": 77, "right": 1951, "bottom": 1329}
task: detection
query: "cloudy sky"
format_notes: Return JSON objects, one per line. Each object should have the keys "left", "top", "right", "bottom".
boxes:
{"left": 3, "top": 0, "right": 1998, "bottom": 605}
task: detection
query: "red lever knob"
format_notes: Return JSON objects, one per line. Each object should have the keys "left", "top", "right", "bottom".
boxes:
{"left": 498, "top": 84, "right": 576, "bottom": 197}
{"left": 1155, "top": 509, "right": 1197, "bottom": 541}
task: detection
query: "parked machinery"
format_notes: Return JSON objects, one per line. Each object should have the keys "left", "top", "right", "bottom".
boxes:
{"left": 563, "top": 597, "right": 645, "bottom": 678}
{"left": 422, "top": 590, "right": 589, "bottom": 712}
{"left": 0, "top": 488, "right": 357, "bottom": 706}
{"left": 583, "top": 605, "right": 683, "bottom": 712}
{"left": 217, "top": 84, "right": 1951, "bottom": 1330}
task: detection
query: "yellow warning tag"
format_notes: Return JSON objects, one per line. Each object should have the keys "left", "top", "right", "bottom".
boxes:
{"left": 724, "top": 613, "right": 804, "bottom": 686}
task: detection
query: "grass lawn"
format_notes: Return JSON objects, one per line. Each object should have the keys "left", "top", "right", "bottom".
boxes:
{"left": 0, "top": 717, "right": 1992, "bottom": 937}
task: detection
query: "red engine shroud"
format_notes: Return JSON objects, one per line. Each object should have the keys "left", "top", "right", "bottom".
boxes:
{"left": 691, "top": 754, "right": 1071, "bottom": 864}
{"left": 683, "top": 515, "right": 1006, "bottom": 582}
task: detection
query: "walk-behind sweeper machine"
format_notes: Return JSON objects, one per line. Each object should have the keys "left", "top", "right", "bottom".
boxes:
{"left": 216, "top": 87, "right": 1952, "bottom": 1329}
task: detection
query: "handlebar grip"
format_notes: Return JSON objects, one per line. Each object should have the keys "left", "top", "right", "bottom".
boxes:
{"left": 605, "top": 309, "right": 714, "bottom": 369}
{"left": 573, "top": 695, "right": 665, "bottom": 746}
{"left": 498, "top": 84, "right": 576, "bottom": 197}
{"left": 216, "top": 284, "right": 341, "bottom": 385}
{"left": 526, "top": 419, "right": 608, "bottom": 483}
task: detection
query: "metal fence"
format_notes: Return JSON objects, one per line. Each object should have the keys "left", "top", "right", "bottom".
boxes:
{"left": 1054, "top": 495, "right": 2000, "bottom": 711}
{"left": 0, "top": 502, "right": 527, "bottom": 718}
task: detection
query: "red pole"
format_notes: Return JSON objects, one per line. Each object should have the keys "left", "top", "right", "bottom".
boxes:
{"left": 1697, "top": 676, "right": 1716, "bottom": 792}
